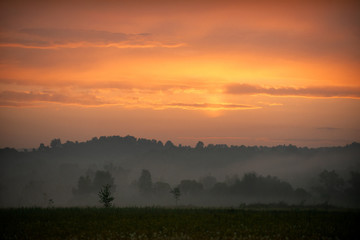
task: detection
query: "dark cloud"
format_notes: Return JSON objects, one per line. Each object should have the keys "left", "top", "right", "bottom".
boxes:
{"left": 226, "top": 83, "right": 360, "bottom": 99}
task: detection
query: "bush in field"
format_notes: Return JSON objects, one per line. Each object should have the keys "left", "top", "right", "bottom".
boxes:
{"left": 98, "top": 184, "right": 114, "bottom": 207}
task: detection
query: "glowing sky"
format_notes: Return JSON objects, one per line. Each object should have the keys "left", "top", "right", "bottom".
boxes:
{"left": 0, "top": 0, "right": 359, "bottom": 148}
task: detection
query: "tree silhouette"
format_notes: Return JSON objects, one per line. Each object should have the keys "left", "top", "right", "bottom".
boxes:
{"left": 347, "top": 171, "right": 360, "bottom": 206}
{"left": 73, "top": 175, "right": 92, "bottom": 196}
{"left": 170, "top": 187, "right": 181, "bottom": 205}
{"left": 138, "top": 169, "right": 153, "bottom": 195}
{"left": 93, "top": 170, "right": 115, "bottom": 192}
{"left": 98, "top": 184, "right": 114, "bottom": 207}
{"left": 200, "top": 176, "right": 217, "bottom": 190}
{"left": 164, "top": 140, "right": 175, "bottom": 149}
{"left": 50, "top": 138, "right": 62, "bottom": 149}
{"left": 178, "top": 180, "right": 203, "bottom": 195}
{"left": 195, "top": 141, "right": 204, "bottom": 149}
{"left": 153, "top": 181, "right": 171, "bottom": 196}
{"left": 315, "top": 170, "right": 344, "bottom": 202}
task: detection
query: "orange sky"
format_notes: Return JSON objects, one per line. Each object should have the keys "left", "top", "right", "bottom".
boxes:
{"left": 0, "top": 0, "right": 359, "bottom": 148}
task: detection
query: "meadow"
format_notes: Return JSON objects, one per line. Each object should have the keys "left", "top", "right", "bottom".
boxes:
{"left": 0, "top": 207, "right": 359, "bottom": 240}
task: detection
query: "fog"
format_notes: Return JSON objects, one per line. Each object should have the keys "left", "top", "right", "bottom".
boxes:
{"left": 0, "top": 136, "right": 359, "bottom": 208}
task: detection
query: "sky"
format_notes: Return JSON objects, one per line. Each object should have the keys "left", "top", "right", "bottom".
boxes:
{"left": 0, "top": 0, "right": 359, "bottom": 148}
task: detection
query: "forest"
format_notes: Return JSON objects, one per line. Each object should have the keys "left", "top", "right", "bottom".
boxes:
{"left": 0, "top": 135, "right": 359, "bottom": 208}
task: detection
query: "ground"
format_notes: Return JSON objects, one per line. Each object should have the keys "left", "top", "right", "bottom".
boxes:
{"left": 1, "top": 207, "right": 359, "bottom": 240}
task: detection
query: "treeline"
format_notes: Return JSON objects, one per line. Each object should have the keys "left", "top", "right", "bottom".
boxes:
{"left": 134, "top": 170, "right": 311, "bottom": 204}
{"left": 2, "top": 135, "right": 359, "bottom": 157}
{"left": 71, "top": 168, "right": 360, "bottom": 207}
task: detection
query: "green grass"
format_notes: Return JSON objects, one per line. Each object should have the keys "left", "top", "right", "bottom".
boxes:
{"left": 0, "top": 207, "right": 359, "bottom": 240}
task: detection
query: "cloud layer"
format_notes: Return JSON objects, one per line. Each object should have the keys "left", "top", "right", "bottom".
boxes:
{"left": 226, "top": 84, "right": 360, "bottom": 99}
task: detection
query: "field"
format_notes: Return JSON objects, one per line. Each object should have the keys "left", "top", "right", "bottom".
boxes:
{"left": 1, "top": 207, "right": 359, "bottom": 240}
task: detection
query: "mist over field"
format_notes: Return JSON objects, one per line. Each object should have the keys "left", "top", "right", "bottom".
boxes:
{"left": 0, "top": 135, "right": 359, "bottom": 208}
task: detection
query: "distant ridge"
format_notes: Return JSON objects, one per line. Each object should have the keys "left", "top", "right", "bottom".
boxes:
{"left": 1, "top": 135, "right": 359, "bottom": 152}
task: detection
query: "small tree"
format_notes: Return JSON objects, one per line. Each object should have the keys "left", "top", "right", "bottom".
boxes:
{"left": 170, "top": 187, "right": 181, "bottom": 205}
{"left": 98, "top": 184, "right": 114, "bottom": 207}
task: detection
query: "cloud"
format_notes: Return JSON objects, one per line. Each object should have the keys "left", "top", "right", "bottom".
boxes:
{"left": 0, "top": 28, "right": 185, "bottom": 49}
{"left": 20, "top": 28, "right": 130, "bottom": 43}
{"left": 0, "top": 89, "right": 259, "bottom": 111}
{"left": 0, "top": 78, "right": 207, "bottom": 95}
{"left": 0, "top": 90, "right": 106, "bottom": 107}
{"left": 226, "top": 84, "right": 360, "bottom": 99}
{"left": 316, "top": 127, "right": 341, "bottom": 131}
{"left": 165, "top": 102, "right": 259, "bottom": 110}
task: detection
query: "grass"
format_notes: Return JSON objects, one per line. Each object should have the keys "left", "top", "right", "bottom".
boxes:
{"left": 0, "top": 207, "right": 359, "bottom": 240}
